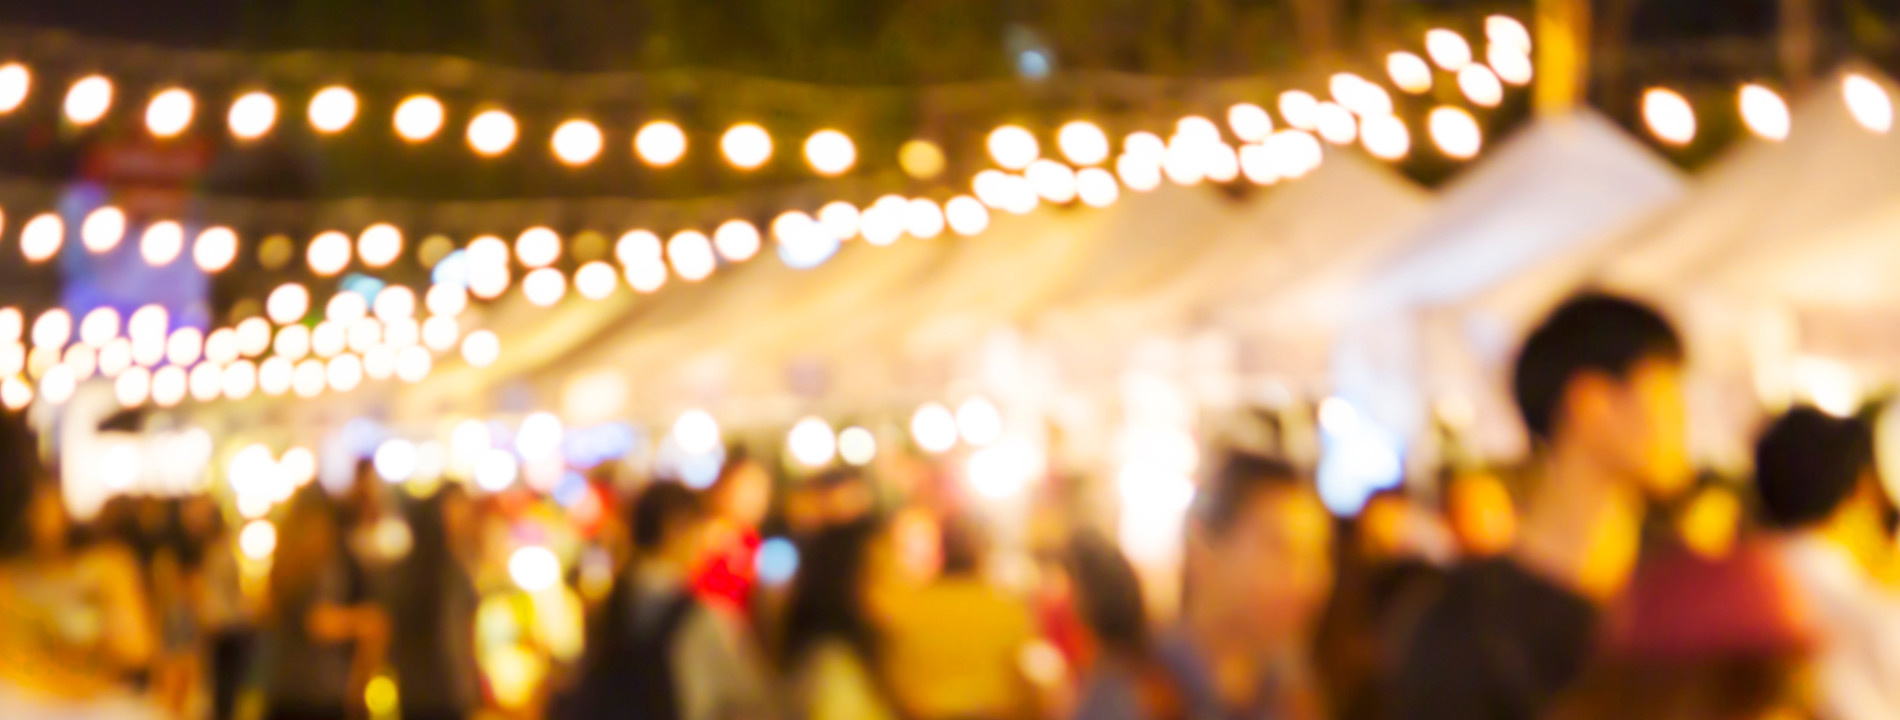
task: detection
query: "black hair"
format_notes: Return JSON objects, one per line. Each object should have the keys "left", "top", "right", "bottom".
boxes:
{"left": 393, "top": 488, "right": 464, "bottom": 650}
{"left": 1512, "top": 293, "right": 1683, "bottom": 443}
{"left": 1065, "top": 529, "right": 1150, "bottom": 659}
{"left": 781, "top": 518, "right": 881, "bottom": 667}
{"left": 630, "top": 481, "right": 703, "bottom": 552}
{"left": 1753, "top": 406, "right": 1873, "bottom": 530}
{"left": 1195, "top": 451, "right": 1303, "bottom": 537}
{"left": 939, "top": 516, "right": 983, "bottom": 576}
{"left": 0, "top": 413, "right": 47, "bottom": 558}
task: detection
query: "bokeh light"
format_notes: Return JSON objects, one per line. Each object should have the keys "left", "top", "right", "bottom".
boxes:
{"left": 787, "top": 417, "right": 837, "bottom": 467}
{"left": 228, "top": 91, "right": 277, "bottom": 140}
{"left": 141, "top": 221, "right": 185, "bottom": 266}
{"left": 308, "top": 231, "right": 352, "bottom": 275}
{"left": 0, "top": 64, "right": 28, "bottom": 114}
{"left": 987, "top": 125, "right": 1040, "bottom": 170}
{"left": 194, "top": 227, "right": 239, "bottom": 273}
{"left": 1076, "top": 168, "right": 1119, "bottom": 207}
{"left": 899, "top": 139, "right": 946, "bottom": 179}
{"left": 1642, "top": 87, "right": 1697, "bottom": 146}
{"left": 1739, "top": 84, "right": 1791, "bottom": 142}
{"left": 307, "top": 86, "right": 358, "bottom": 133}
{"left": 667, "top": 231, "right": 716, "bottom": 282}
{"left": 21, "top": 213, "right": 63, "bottom": 262}
{"left": 1425, "top": 29, "right": 1473, "bottom": 70}
{"left": 64, "top": 75, "right": 113, "bottom": 125}
{"left": 1057, "top": 121, "right": 1110, "bottom": 165}
{"left": 721, "top": 123, "right": 773, "bottom": 170}
{"left": 523, "top": 268, "right": 567, "bottom": 307}
{"left": 956, "top": 396, "right": 1003, "bottom": 446}
{"left": 1429, "top": 106, "right": 1483, "bottom": 159}
{"left": 461, "top": 330, "right": 500, "bottom": 367}
{"left": 1458, "top": 65, "right": 1504, "bottom": 107}
{"left": 394, "top": 94, "right": 445, "bottom": 141}
{"left": 1279, "top": 90, "right": 1321, "bottom": 131}
{"left": 1488, "top": 45, "right": 1533, "bottom": 86}
{"left": 574, "top": 261, "right": 618, "bottom": 300}
{"left": 1844, "top": 74, "right": 1893, "bottom": 134}
{"left": 1026, "top": 159, "right": 1078, "bottom": 203}
{"left": 467, "top": 110, "right": 519, "bottom": 156}
{"left": 79, "top": 307, "right": 120, "bottom": 346}
{"left": 144, "top": 88, "right": 194, "bottom": 137}
{"left": 1387, "top": 52, "right": 1434, "bottom": 94}
{"left": 713, "top": 220, "right": 761, "bottom": 262}
{"left": 358, "top": 224, "right": 403, "bottom": 268}
{"left": 1314, "top": 102, "right": 1358, "bottom": 145}
{"left": 944, "top": 196, "right": 990, "bottom": 236}
{"left": 911, "top": 403, "right": 958, "bottom": 453}
{"left": 81, "top": 206, "right": 125, "bottom": 253}
{"left": 1486, "top": 14, "right": 1533, "bottom": 52}
{"left": 1227, "top": 104, "right": 1274, "bottom": 143}
{"left": 803, "top": 130, "right": 857, "bottom": 175}
{"left": 1360, "top": 114, "right": 1412, "bottom": 161}
{"left": 515, "top": 227, "right": 561, "bottom": 268}
{"left": 634, "top": 121, "right": 687, "bottom": 167}
{"left": 552, "top": 119, "right": 604, "bottom": 166}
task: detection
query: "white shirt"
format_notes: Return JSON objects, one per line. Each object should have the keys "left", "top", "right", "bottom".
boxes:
{"left": 1779, "top": 535, "right": 1900, "bottom": 720}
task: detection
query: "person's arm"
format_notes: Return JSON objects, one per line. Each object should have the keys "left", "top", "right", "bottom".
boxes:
{"left": 675, "top": 605, "right": 779, "bottom": 720}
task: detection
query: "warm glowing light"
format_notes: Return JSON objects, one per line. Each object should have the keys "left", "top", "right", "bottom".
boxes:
{"left": 634, "top": 121, "right": 687, "bottom": 167}
{"left": 956, "top": 396, "right": 1003, "bottom": 446}
{"left": 1116, "top": 153, "right": 1162, "bottom": 192}
{"left": 345, "top": 319, "right": 380, "bottom": 354}
{"left": 419, "top": 317, "right": 457, "bottom": 353}
{"left": 374, "top": 439, "right": 418, "bottom": 482}
{"left": 236, "top": 318, "right": 271, "bottom": 357}
{"left": 720, "top": 123, "right": 773, "bottom": 170}
{"left": 522, "top": 268, "right": 566, "bottom": 306}
{"left": 307, "top": 86, "right": 357, "bottom": 133}
{"left": 289, "top": 358, "right": 324, "bottom": 398}
{"left": 787, "top": 417, "right": 837, "bottom": 467}
{"left": 227, "top": 92, "right": 277, "bottom": 140}
{"left": 383, "top": 318, "right": 418, "bottom": 349}
{"left": 1488, "top": 45, "right": 1533, "bottom": 86}
{"left": 79, "top": 307, "right": 120, "bottom": 346}
{"left": 63, "top": 344, "right": 96, "bottom": 381}
{"left": 426, "top": 284, "right": 468, "bottom": 318}
{"left": 713, "top": 220, "right": 761, "bottom": 262}
{"left": 372, "top": 286, "right": 416, "bottom": 322}
{"left": 838, "top": 426, "right": 876, "bottom": 466}
{"left": 257, "top": 357, "right": 292, "bottom": 396}
{"left": 667, "top": 231, "right": 716, "bottom": 281}
{"left": 817, "top": 202, "right": 860, "bottom": 241}
{"left": 326, "top": 353, "right": 363, "bottom": 392}
{"left": 221, "top": 360, "right": 257, "bottom": 400}
{"left": 1429, "top": 106, "right": 1483, "bottom": 159}
{"left": 1487, "top": 15, "right": 1533, "bottom": 53}
{"left": 665, "top": 410, "right": 719, "bottom": 456}
{"left": 395, "top": 346, "right": 431, "bottom": 382}
{"left": 1739, "top": 84, "right": 1791, "bottom": 142}
{"left": 307, "top": 231, "right": 352, "bottom": 275}
{"left": 1360, "top": 114, "right": 1412, "bottom": 160}
{"left": 22, "top": 214, "right": 62, "bottom": 262}
{"left": 509, "top": 227, "right": 558, "bottom": 269}
{"left": 98, "top": 339, "right": 132, "bottom": 378}
{"left": 856, "top": 200, "right": 902, "bottom": 246}
{"left": 186, "top": 362, "right": 220, "bottom": 402}
{"left": 311, "top": 322, "right": 346, "bottom": 358}
{"left": 1314, "top": 102, "right": 1358, "bottom": 145}
{"left": 988, "top": 125, "right": 1040, "bottom": 170}
{"left": 64, "top": 75, "right": 113, "bottom": 125}
{"left": 911, "top": 403, "right": 959, "bottom": 453}
{"left": 239, "top": 520, "right": 277, "bottom": 560}
{"left": 2, "top": 376, "right": 31, "bottom": 410}
{"left": 0, "top": 64, "right": 28, "bottom": 114}
{"left": 1642, "top": 87, "right": 1697, "bottom": 146}
{"left": 80, "top": 206, "right": 125, "bottom": 254}
{"left": 127, "top": 305, "right": 166, "bottom": 343}
{"left": 144, "top": 88, "right": 194, "bottom": 137}
{"left": 204, "top": 327, "right": 238, "bottom": 365}
{"left": 1426, "top": 29, "right": 1473, "bottom": 70}
{"left": 1459, "top": 65, "right": 1504, "bottom": 107}
{"left": 194, "top": 227, "right": 239, "bottom": 273}
{"left": 327, "top": 292, "right": 369, "bottom": 325}
{"left": 552, "top": 119, "right": 604, "bottom": 166}
{"left": 570, "top": 261, "right": 616, "bottom": 300}
{"left": 115, "top": 366, "right": 150, "bottom": 407}
{"left": 1331, "top": 73, "right": 1393, "bottom": 117}
{"left": 393, "top": 95, "right": 444, "bottom": 141}
{"left": 39, "top": 364, "right": 76, "bottom": 403}
{"left": 902, "top": 199, "right": 945, "bottom": 239}
{"left": 1388, "top": 52, "right": 1434, "bottom": 94}
{"left": 355, "top": 224, "right": 402, "bottom": 268}
{"left": 1075, "top": 168, "right": 1119, "bottom": 207}
{"left": 1844, "top": 74, "right": 1893, "bottom": 134}
{"left": 1026, "top": 159, "right": 1078, "bottom": 203}
{"left": 1124, "top": 131, "right": 1166, "bottom": 161}
{"left": 899, "top": 139, "right": 946, "bottom": 179}
{"left": 943, "top": 196, "right": 990, "bottom": 236}
{"left": 1057, "top": 121, "right": 1110, "bottom": 165}
{"left": 509, "top": 546, "right": 561, "bottom": 592}
{"left": 467, "top": 110, "right": 519, "bottom": 156}
{"left": 32, "top": 309, "right": 71, "bottom": 349}
{"left": 273, "top": 324, "right": 311, "bottom": 361}
{"left": 461, "top": 330, "right": 499, "bottom": 367}
{"left": 1227, "top": 104, "right": 1273, "bottom": 142}
{"left": 1280, "top": 90, "right": 1321, "bottom": 131}
{"left": 151, "top": 366, "right": 187, "bottom": 407}
{"left": 1163, "top": 138, "right": 1204, "bottom": 186}
{"left": 804, "top": 130, "right": 856, "bottom": 175}
{"left": 135, "top": 220, "right": 183, "bottom": 266}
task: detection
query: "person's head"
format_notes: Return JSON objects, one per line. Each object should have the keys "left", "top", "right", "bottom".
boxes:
{"left": 1188, "top": 452, "right": 1333, "bottom": 646}
{"left": 270, "top": 487, "right": 343, "bottom": 606}
{"left": 938, "top": 516, "right": 985, "bottom": 578}
{"left": 630, "top": 481, "right": 707, "bottom": 569}
{"left": 1753, "top": 406, "right": 1875, "bottom": 532}
{"left": 1066, "top": 529, "right": 1150, "bottom": 661}
{"left": 0, "top": 413, "right": 58, "bottom": 560}
{"left": 709, "top": 447, "right": 773, "bottom": 529}
{"left": 1444, "top": 471, "right": 1518, "bottom": 557}
{"left": 1513, "top": 293, "right": 1689, "bottom": 496}
{"left": 782, "top": 518, "right": 882, "bottom": 666}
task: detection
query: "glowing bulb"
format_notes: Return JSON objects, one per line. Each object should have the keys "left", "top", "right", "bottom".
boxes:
{"left": 1426, "top": 29, "right": 1473, "bottom": 70}
{"left": 473, "top": 449, "right": 517, "bottom": 492}
{"left": 669, "top": 409, "right": 721, "bottom": 455}
{"left": 899, "top": 139, "right": 947, "bottom": 179}
{"left": 326, "top": 353, "right": 363, "bottom": 392}
{"left": 944, "top": 196, "right": 990, "bottom": 236}
{"left": 1486, "top": 15, "right": 1533, "bottom": 52}
{"left": 911, "top": 403, "right": 959, "bottom": 454}
{"left": 787, "top": 417, "right": 837, "bottom": 467}
{"left": 1488, "top": 45, "right": 1533, "bottom": 86}
{"left": 1026, "top": 159, "right": 1078, "bottom": 203}
{"left": 189, "top": 362, "right": 221, "bottom": 402}
{"left": 64, "top": 75, "right": 112, "bottom": 125}
{"left": 236, "top": 318, "right": 271, "bottom": 357}
{"left": 193, "top": 227, "right": 238, "bottom": 273}
{"left": 1279, "top": 90, "right": 1320, "bottom": 131}
{"left": 395, "top": 346, "right": 431, "bottom": 382}
{"left": 461, "top": 330, "right": 499, "bottom": 368}
{"left": 310, "top": 322, "right": 345, "bottom": 358}
{"left": 1429, "top": 106, "right": 1483, "bottom": 159}
{"left": 1459, "top": 65, "right": 1504, "bottom": 108}
{"left": 141, "top": 221, "right": 184, "bottom": 266}
{"left": 1739, "top": 84, "right": 1790, "bottom": 142}
{"left": 817, "top": 202, "right": 860, "bottom": 241}
{"left": 804, "top": 130, "right": 856, "bottom": 175}
{"left": 144, "top": 88, "right": 193, "bottom": 137}
{"left": 509, "top": 227, "right": 557, "bottom": 269}
{"left": 1388, "top": 52, "right": 1434, "bottom": 94}
{"left": 345, "top": 318, "right": 380, "bottom": 354}
{"left": 307, "top": 231, "right": 351, "bottom": 275}
{"left": 372, "top": 286, "right": 416, "bottom": 322}
{"left": 904, "top": 199, "right": 946, "bottom": 239}
{"left": 127, "top": 305, "right": 167, "bottom": 342}
{"left": 221, "top": 360, "right": 256, "bottom": 400}
{"left": 838, "top": 427, "right": 876, "bottom": 466}
{"left": 552, "top": 119, "right": 603, "bottom": 166}
{"left": 1642, "top": 87, "right": 1697, "bottom": 146}
{"left": 150, "top": 366, "right": 187, "bottom": 407}
{"left": 227, "top": 91, "right": 276, "bottom": 140}
{"left": 1331, "top": 73, "right": 1393, "bottom": 117}
{"left": 1176, "top": 116, "right": 1221, "bottom": 143}
{"left": 426, "top": 284, "right": 468, "bottom": 318}
{"left": 32, "top": 309, "right": 71, "bottom": 349}
{"left": 509, "top": 546, "right": 561, "bottom": 592}
{"left": 668, "top": 231, "right": 716, "bottom": 282}
{"left": 21, "top": 213, "right": 62, "bottom": 262}
{"left": 467, "top": 110, "right": 518, "bottom": 156}
{"left": 634, "top": 121, "right": 687, "bottom": 167}
{"left": 1360, "top": 114, "right": 1412, "bottom": 160}
{"left": 624, "top": 256, "right": 667, "bottom": 294}
{"left": 1227, "top": 104, "right": 1273, "bottom": 142}
{"left": 956, "top": 396, "right": 1003, "bottom": 446}
{"left": 857, "top": 200, "right": 902, "bottom": 246}
{"left": 0, "top": 63, "right": 28, "bottom": 114}
{"left": 327, "top": 292, "right": 368, "bottom": 325}
{"left": 2, "top": 376, "right": 31, "bottom": 410}
{"left": 988, "top": 125, "right": 1040, "bottom": 170}
{"left": 393, "top": 95, "right": 444, "bottom": 141}
{"left": 721, "top": 123, "right": 773, "bottom": 170}
{"left": 1844, "top": 74, "right": 1893, "bottom": 134}
{"left": 239, "top": 520, "right": 277, "bottom": 560}
{"left": 522, "top": 268, "right": 566, "bottom": 306}
{"left": 97, "top": 339, "right": 131, "bottom": 378}
{"left": 569, "top": 261, "right": 616, "bottom": 301}
{"left": 291, "top": 359, "right": 325, "bottom": 398}
{"left": 1058, "top": 121, "right": 1110, "bottom": 165}
{"left": 713, "top": 220, "right": 761, "bottom": 262}
{"left": 115, "top": 366, "right": 150, "bottom": 407}
{"left": 1123, "top": 131, "right": 1166, "bottom": 161}
{"left": 63, "top": 345, "right": 96, "bottom": 381}
{"left": 1314, "top": 102, "right": 1358, "bottom": 145}
{"left": 273, "top": 324, "right": 311, "bottom": 361}
{"left": 356, "top": 224, "right": 402, "bottom": 268}
{"left": 1163, "top": 138, "right": 1204, "bottom": 186}
{"left": 38, "top": 364, "right": 75, "bottom": 403}
{"left": 81, "top": 206, "right": 125, "bottom": 253}
{"left": 79, "top": 307, "right": 119, "bottom": 346}
{"left": 1076, "top": 168, "right": 1119, "bottom": 207}
{"left": 204, "top": 327, "right": 239, "bottom": 364}
{"left": 1116, "top": 153, "right": 1163, "bottom": 192}
{"left": 307, "top": 86, "right": 357, "bottom": 133}
{"left": 515, "top": 412, "right": 563, "bottom": 461}
{"left": 375, "top": 439, "right": 418, "bottom": 482}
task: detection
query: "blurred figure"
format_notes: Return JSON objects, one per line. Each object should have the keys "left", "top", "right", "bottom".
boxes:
{"left": 562, "top": 481, "right": 773, "bottom": 720}
{"left": 1169, "top": 452, "right": 1334, "bottom": 720}
{"left": 0, "top": 416, "right": 160, "bottom": 719}
{"left": 183, "top": 494, "right": 253, "bottom": 720}
{"left": 780, "top": 519, "right": 898, "bottom": 720}
{"left": 1394, "top": 294, "right": 1690, "bottom": 720}
{"left": 260, "top": 488, "right": 387, "bottom": 720}
{"left": 1314, "top": 491, "right": 1452, "bottom": 720}
{"left": 694, "top": 449, "right": 772, "bottom": 613}
{"left": 388, "top": 488, "right": 481, "bottom": 720}
{"left": 1443, "top": 471, "right": 1518, "bottom": 558}
{"left": 1544, "top": 544, "right": 1813, "bottom": 720}
{"left": 1066, "top": 529, "right": 1181, "bottom": 720}
{"left": 1753, "top": 406, "right": 1900, "bottom": 720}
{"left": 879, "top": 518, "right": 1039, "bottom": 720}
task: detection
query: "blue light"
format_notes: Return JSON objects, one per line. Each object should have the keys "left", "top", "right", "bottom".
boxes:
{"left": 432, "top": 250, "right": 469, "bottom": 289}
{"left": 776, "top": 231, "right": 840, "bottom": 270}
{"left": 552, "top": 471, "right": 589, "bottom": 508}
{"left": 1017, "top": 50, "right": 1052, "bottom": 80}
{"left": 1316, "top": 414, "right": 1405, "bottom": 518}
{"left": 755, "top": 537, "right": 800, "bottom": 586}
{"left": 564, "top": 423, "right": 638, "bottom": 468}
{"left": 338, "top": 274, "right": 386, "bottom": 301}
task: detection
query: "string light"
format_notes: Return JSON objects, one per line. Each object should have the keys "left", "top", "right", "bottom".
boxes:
{"left": 393, "top": 95, "right": 445, "bottom": 142}
{"left": 372, "top": 286, "right": 416, "bottom": 321}
{"left": 1429, "top": 106, "right": 1483, "bottom": 159}
{"left": 167, "top": 327, "right": 204, "bottom": 366}
{"left": 1123, "top": 132, "right": 1166, "bottom": 162}
{"left": 115, "top": 366, "right": 151, "bottom": 407}
{"left": 228, "top": 92, "right": 277, "bottom": 140}
{"left": 1076, "top": 168, "right": 1119, "bottom": 208}
{"left": 152, "top": 366, "right": 187, "bottom": 407}
{"left": 1201, "top": 140, "right": 1241, "bottom": 183}
{"left": 510, "top": 227, "right": 559, "bottom": 268}
{"left": 291, "top": 359, "right": 325, "bottom": 398}
{"left": 426, "top": 284, "right": 467, "bottom": 318}
{"left": 1226, "top": 104, "right": 1274, "bottom": 143}
{"left": 1739, "top": 84, "right": 1791, "bottom": 142}
{"left": 127, "top": 305, "right": 167, "bottom": 342}
{"left": 79, "top": 307, "right": 120, "bottom": 346}
{"left": 190, "top": 362, "right": 222, "bottom": 402}
{"left": 1279, "top": 91, "right": 1320, "bottom": 131}
{"left": 194, "top": 227, "right": 238, "bottom": 272}
{"left": 308, "top": 231, "right": 352, "bottom": 275}
{"left": 221, "top": 360, "right": 257, "bottom": 400}
{"left": 904, "top": 199, "right": 946, "bottom": 239}
{"left": 308, "top": 86, "right": 358, "bottom": 134}
{"left": 358, "top": 223, "right": 402, "bottom": 268}
{"left": 461, "top": 330, "right": 499, "bottom": 368}
{"left": 944, "top": 196, "right": 990, "bottom": 236}
{"left": 713, "top": 220, "right": 761, "bottom": 262}
{"left": 987, "top": 125, "right": 1040, "bottom": 170}
{"left": 205, "top": 327, "right": 239, "bottom": 364}
{"left": 1026, "top": 159, "right": 1078, "bottom": 203}
{"left": 574, "top": 261, "right": 618, "bottom": 300}
{"left": 81, "top": 206, "right": 126, "bottom": 253}
{"left": 1314, "top": 103, "right": 1358, "bottom": 145}
{"left": 634, "top": 121, "right": 687, "bottom": 167}
{"left": 721, "top": 123, "right": 773, "bottom": 170}
{"left": 1387, "top": 52, "right": 1434, "bottom": 94}
{"left": 0, "top": 63, "right": 28, "bottom": 114}
{"left": 21, "top": 213, "right": 62, "bottom": 262}
{"left": 899, "top": 139, "right": 947, "bottom": 179}
{"left": 1458, "top": 65, "right": 1504, "bottom": 107}
{"left": 1642, "top": 87, "right": 1697, "bottom": 146}
{"left": 668, "top": 231, "right": 716, "bottom": 281}
{"left": 523, "top": 268, "right": 567, "bottom": 306}
{"left": 1486, "top": 15, "right": 1533, "bottom": 53}
{"left": 1057, "top": 121, "right": 1110, "bottom": 165}
{"left": 64, "top": 75, "right": 113, "bottom": 125}
{"left": 552, "top": 119, "right": 604, "bottom": 166}
{"left": 1330, "top": 73, "right": 1393, "bottom": 117}
{"left": 467, "top": 110, "right": 519, "bottom": 156}
{"left": 1360, "top": 114, "right": 1412, "bottom": 160}
{"left": 326, "top": 291, "right": 369, "bottom": 324}
{"left": 273, "top": 324, "right": 311, "bottom": 361}
{"left": 804, "top": 130, "right": 857, "bottom": 175}
{"left": 1843, "top": 74, "right": 1893, "bottom": 134}
{"left": 1425, "top": 29, "right": 1473, "bottom": 70}
{"left": 145, "top": 88, "right": 194, "bottom": 138}
{"left": 1488, "top": 45, "right": 1533, "bottom": 86}
{"left": 235, "top": 317, "right": 272, "bottom": 357}
{"left": 31, "top": 309, "right": 69, "bottom": 349}
{"left": 818, "top": 202, "right": 861, "bottom": 241}
{"left": 858, "top": 200, "right": 903, "bottom": 246}
{"left": 326, "top": 353, "right": 364, "bottom": 392}
{"left": 1116, "top": 153, "right": 1163, "bottom": 192}
{"left": 267, "top": 283, "right": 310, "bottom": 324}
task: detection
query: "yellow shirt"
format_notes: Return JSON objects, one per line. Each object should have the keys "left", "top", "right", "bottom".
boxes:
{"left": 879, "top": 578, "right": 1035, "bottom": 720}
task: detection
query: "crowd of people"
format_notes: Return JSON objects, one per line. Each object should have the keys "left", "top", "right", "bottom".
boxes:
{"left": 3, "top": 291, "right": 1900, "bottom": 720}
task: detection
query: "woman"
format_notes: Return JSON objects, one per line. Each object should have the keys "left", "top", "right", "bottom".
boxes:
{"left": 781, "top": 518, "right": 898, "bottom": 720}
{"left": 1067, "top": 530, "right": 1181, "bottom": 720}
{"left": 260, "top": 488, "right": 387, "bottom": 720}
{"left": 0, "top": 416, "right": 161, "bottom": 719}
{"left": 388, "top": 488, "right": 481, "bottom": 720}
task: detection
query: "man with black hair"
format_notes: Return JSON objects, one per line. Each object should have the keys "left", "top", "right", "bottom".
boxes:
{"left": 1393, "top": 293, "right": 1691, "bottom": 720}
{"left": 1755, "top": 406, "right": 1900, "bottom": 720}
